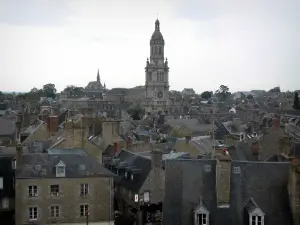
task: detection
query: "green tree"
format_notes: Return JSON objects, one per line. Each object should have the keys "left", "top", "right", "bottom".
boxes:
{"left": 269, "top": 86, "right": 281, "bottom": 93}
{"left": 127, "top": 105, "right": 143, "bottom": 120}
{"left": 63, "top": 85, "right": 85, "bottom": 98}
{"left": 293, "top": 92, "right": 300, "bottom": 110}
{"left": 215, "top": 85, "right": 231, "bottom": 101}
{"left": 246, "top": 94, "right": 254, "bottom": 100}
{"left": 200, "top": 91, "right": 213, "bottom": 99}
{"left": 42, "top": 83, "right": 57, "bottom": 98}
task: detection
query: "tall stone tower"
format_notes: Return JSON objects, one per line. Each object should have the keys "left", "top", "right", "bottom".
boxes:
{"left": 145, "top": 19, "right": 170, "bottom": 113}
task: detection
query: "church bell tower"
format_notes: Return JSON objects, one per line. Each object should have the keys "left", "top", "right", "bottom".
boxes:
{"left": 145, "top": 19, "right": 170, "bottom": 113}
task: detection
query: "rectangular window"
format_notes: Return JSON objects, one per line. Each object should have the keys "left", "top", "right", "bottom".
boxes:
{"left": 144, "top": 192, "right": 150, "bottom": 202}
{"left": 233, "top": 166, "right": 241, "bottom": 174}
{"left": 28, "top": 185, "right": 38, "bottom": 197}
{"left": 80, "top": 184, "right": 89, "bottom": 196}
{"left": 29, "top": 207, "right": 38, "bottom": 220}
{"left": 80, "top": 204, "right": 89, "bottom": 217}
{"left": 197, "top": 213, "right": 207, "bottom": 225}
{"left": 50, "top": 205, "right": 60, "bottom": 218}
{"left": 50, "top": 185, "right": 60, "bottom": 197}
{"left": 2, "top": 198, "right": 9, "bottom": 208}
{"left": 12, "top": 159, "right": 16, "bottom": 169}
{"left": 56, "top": 166, "right": 65, "bottom": 177}
{"left": 0, "top": 177, "right": 3, "bottom": 189}
{"left": 251, "top": 215, "right": 263, "bottom": 225}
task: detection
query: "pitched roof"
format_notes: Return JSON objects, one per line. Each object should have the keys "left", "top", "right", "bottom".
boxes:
{"left": 110, "top": 150, "right": 152, "bottom": 192}
{"left": 163, "top": 159, "right": 292, "bottom": 225}
{"left": 16, "top": 153, "right": 115, "bottom": 179}
{"left": 0, "top": 118, "right": 15, "bottom": 136}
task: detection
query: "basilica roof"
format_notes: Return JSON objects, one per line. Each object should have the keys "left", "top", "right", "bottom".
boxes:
{"left": 85, "top": 81, "right": 104, "bottom": 91}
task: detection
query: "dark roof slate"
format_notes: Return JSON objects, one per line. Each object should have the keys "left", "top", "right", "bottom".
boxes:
{"left": 16, "top": 153, "right": 115, "bottom": 179}
{"left": 163, "top": 159, "right": 292, "bottom": 225}
{"left": 111, "top": 150, "right": 152, "bottom": 192}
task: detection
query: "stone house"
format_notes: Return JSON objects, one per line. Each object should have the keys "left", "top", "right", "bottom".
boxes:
{"left": 105, "top": 149, "right": 188, "bottom": 225}
{"left": 162, "top": 151, "right": 294, "bottom": 225}
{"left": 15, "top": 153, "right": 115, "bottom": 225}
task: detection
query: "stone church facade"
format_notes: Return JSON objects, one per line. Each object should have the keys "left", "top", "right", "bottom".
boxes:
{"left": 144, "top": 19, "right": 170, "bottom": 113}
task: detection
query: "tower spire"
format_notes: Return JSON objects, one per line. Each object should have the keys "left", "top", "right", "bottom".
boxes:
{"left": 97, "top": 69, "right": 100, "bottom": 82}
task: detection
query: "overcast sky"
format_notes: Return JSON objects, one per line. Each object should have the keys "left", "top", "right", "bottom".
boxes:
{"left": 0, "top": 0, "right": 299, "bottom": 93}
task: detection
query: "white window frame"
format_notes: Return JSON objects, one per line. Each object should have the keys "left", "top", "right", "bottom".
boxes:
{"left": 80, "top": 204, "right": 89, "bottom": 217}
{"left": 80, "top": 183, "right": 89, "bottom": 196}
{"left": 50, "top": 184, "right": 60, "bottom": 197}
{"left": 50, "top": 205, "right": 60, "bottom": 218}
{"left": 29, "top": 206, "right": 38, "bottom": 220}
{"left": 12, "top": 159, "right": 16, "bottom": 169}
{"left": 28, "top": 185, "right": 38, "bottom": 197}
{"left": 194, "top": 205, "right": 209, "bottom": 225}
{"left": 144, "top": 191, "right": 150, "bottom": 203}
{"left": 233, "top": 166, "right": 241, "bottom": 174}
{"left": 2, "top": 197, "right": 9, "bottom": 209}
{"left": 250, "top": 214, "right": 264, "bottom": 225}
{"left": 55, "top": 161, "right": 66, "bottom": 177}
{"left": 196, "top": 213, "right": 208, "bottom": 225}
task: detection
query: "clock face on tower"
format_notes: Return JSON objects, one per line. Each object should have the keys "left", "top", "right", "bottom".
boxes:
{"left": 157, "top": 92, "right": 163, "bottom": 98}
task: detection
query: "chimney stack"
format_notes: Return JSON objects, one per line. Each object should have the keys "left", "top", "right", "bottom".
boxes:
{"left": 215, "top": 152, "right": 231, "bottom": 208}
{"left": 151, "top": 149, "right": 163, "bottom": 168}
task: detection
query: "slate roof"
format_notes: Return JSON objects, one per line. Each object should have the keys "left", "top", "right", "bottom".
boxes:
{"left": 110, "top": 150, "right": 151, "bottom": 192}
{"left": 16, "top": 153, "right": 115, "bottom": 179}
{"left": 0, "top": 118, "right": 15, "bottom": 136}
{"left": 163, "top": 159, "right": 292, "bottom": 225}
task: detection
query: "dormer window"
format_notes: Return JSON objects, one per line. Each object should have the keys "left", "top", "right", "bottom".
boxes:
{"left": 55, "top": 160, "right": 66, "bottom": 177}
{"left": 251, "top": 215, "right": 263, "bottom": 225}
{"left": 194, "top": 198, "right": 209, "bottom": 225}
{"left": 245, "top": 198, "right": 265, "bottom": 225}
{"left": 124, "top": 171, "right": 128, "bottom": 179}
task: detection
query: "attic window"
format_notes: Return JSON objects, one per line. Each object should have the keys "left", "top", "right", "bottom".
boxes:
{"left": 55, "top": 161, "right": 66, "bottom": 177}
{"left": 251, "top": 215, "right": 263, "bottom": 225}
{"left": 194, "top": 204, "right": 209, "bottom": 225}
{"left": 246, "top": 198, "right": 265, "bottom": 225}
{"left": 233, "top": 166, "right": 241, "bottom": 174}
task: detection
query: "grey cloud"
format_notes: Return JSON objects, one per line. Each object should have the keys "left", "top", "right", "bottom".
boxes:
{"left": 0, "top": 0, "right": 73, "bottom": 26}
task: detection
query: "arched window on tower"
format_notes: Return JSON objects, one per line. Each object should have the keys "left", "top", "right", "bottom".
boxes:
{"left": 159, "top": 46, "right": 162, "bottom": 55}
{"left": 155, "top": 46, "right": 158, "bottom": 54}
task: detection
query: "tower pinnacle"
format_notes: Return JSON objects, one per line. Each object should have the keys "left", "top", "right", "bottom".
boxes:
{"left": 97, "top": 69, "right": 100, "bottom": 82}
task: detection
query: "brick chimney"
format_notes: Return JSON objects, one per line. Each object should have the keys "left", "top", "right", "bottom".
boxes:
{"left": 47, "top": 116, "right": 59, "bottom": 133}
{"left": 114, "top": 142, "right": 120, "bottom": 154}
{"left": 126, "top": 136, "right": 133, "bottom": 150}
{"left": 150, "top": 148, "right": 164, "bottom": 203}
{"left": 16, "top": 143, "right": 23, "bottom": 165}
{"left": 215, "top": 152, "right": 231, "bottom": 208}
